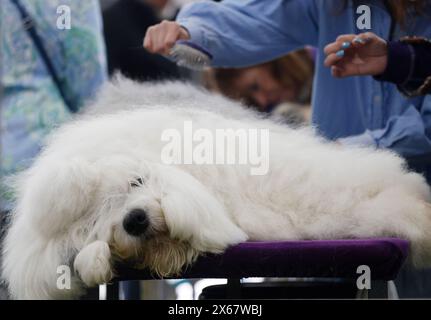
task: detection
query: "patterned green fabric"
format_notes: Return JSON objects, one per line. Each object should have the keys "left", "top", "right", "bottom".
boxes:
{"left": 0, "top": 0, "right": 107, "bottom": 210}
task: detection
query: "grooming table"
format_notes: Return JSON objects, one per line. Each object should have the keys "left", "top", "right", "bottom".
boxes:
{"left": 94, "top": 238, "right": 409, "bottom": 299}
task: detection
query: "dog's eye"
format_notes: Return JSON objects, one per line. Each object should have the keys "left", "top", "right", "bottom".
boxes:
{"left": 130, "top": 177, "right": 144, "bottom": 188}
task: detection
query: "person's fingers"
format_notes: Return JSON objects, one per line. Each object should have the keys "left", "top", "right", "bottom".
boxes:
{"left": 143, "top": 27, "right": 154, "bottom": 51}
{"left": 157, "top": 21, "right": 178, "bottom": 54}
{"left": 324, "top": 32, "right": 378, "bottom": 57}
{"left": 331, "top": 65, "right": 354, "bottom": 78}
{"left": 143, "top": 21, "right": 189, "bottom": 54}
{"left": 324, "top": 34, "right": 357, "bottom": 55}
{"left": 331, "top": 65, "right": 344, "bottom": 78}
{"left": 354, "top": 32, "right": 388, "bottom": 56}
{"left": 326, "top": 32, "right": 386, "bottom": 77}
{"left": 331, "top": 60, "right": 363, "bottom": 78}
{"left": 324, "top": 51, "right": 345, "bottom": 67}
{"left": 163, "top": 26, "right": 182, "bottom": 55}
{"left": 336, "top": 33, "right": 361, "bottom": 44}
{"left": 152, "top": 21, "right": 169, "bottom": 53}
{"left": 352, "top": 32, "right": 375, "bottom": 45}
{"left": 178, "top": 27, "right": 190, "bottom": 40}
{"left": 147, "top": 25, "right": 165, "bottom": 53}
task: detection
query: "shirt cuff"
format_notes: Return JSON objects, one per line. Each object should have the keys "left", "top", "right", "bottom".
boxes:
{"left": 176, "top": 17, "right": 209, "bottom": 52}
{"left": 373, "top": 41, "right": 413, "bottom": 85}
{"left": 337, "top": 130, "right": 377, "bottom": 148}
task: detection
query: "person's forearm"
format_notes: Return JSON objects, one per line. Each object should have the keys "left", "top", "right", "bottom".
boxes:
{"left": 176, "top": 0, "right": 319, "bottom": 67}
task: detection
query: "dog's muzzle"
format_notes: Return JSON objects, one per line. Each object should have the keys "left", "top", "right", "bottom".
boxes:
{"left": 123, "top": 209, "right": 149, "bottom": 236}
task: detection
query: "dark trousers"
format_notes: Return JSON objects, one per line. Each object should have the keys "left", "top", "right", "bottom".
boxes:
{"left": 395, "top": 266, "right": 431, "bottom": 298}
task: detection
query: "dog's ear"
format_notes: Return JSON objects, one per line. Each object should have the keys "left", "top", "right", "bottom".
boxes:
{"left": 156, "top": 165, "right": 247, "bottom": 253}
{"left": 16, "top": 157, "right": 101, "bottom": 236}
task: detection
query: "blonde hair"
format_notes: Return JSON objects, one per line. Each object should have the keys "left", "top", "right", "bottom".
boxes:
{"left": 210, "top": 48, "right": 314, "bottom": 105}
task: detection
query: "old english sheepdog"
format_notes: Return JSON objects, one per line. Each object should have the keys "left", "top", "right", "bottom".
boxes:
{"left": 2, "top": 78, "right": 431, "bottom": 299}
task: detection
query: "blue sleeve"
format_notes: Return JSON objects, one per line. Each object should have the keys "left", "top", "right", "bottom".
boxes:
{"left": 374, "top": 101, "right": 431, "bottom": 158}
{"left": 176, "top": 0, "right": 319, "bottom": 67}
{"left": 338, "top": 131, "right": 377, "bottom": 148}
{"left": 341, "top": 101, "right": 431, "bottom": 158}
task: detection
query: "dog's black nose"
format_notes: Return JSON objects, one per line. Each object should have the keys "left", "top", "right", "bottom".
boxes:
{"left": 123, "top": 209, "right": 149, "bottom": 236}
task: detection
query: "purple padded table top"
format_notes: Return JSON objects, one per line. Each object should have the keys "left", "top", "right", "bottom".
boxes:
{"left": 115, "top": 238, "right": 409, "bottom": 281}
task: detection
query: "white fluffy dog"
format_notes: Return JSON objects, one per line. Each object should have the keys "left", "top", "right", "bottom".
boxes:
{"left": 3, "top": 78, "right": 431, "bottom": 299}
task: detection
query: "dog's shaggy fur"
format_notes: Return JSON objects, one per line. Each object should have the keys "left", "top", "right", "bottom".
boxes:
{"left": 3, "top": 78, "right": 431, "bottom": 299}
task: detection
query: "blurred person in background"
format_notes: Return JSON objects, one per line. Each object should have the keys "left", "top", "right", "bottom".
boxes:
{"left": 0, "top": 0, "right": 107, "bottom": 299}
{"left": 207, "top": 48, "right": 314, "bottom": 126}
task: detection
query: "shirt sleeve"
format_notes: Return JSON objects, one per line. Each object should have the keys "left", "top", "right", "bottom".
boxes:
{"left": 374, "top": 37, "right": 431, "bottom": 97}
{"left": 373, "top": 41, "right": 413, "bottom": 85}
{"left": 397, "top": 37, "right": 431, "bottom": 97}
{"left": 338, "top": 130, "right": 377, "bottom": 148}
{"left": 176, "top": 0, "right": 319, "bottom": 67}
{"left": 341, "top": 103, "right": 431, "bottom": 159}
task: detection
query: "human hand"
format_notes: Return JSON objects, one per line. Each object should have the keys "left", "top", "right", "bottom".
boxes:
{"left": 324, "top": 32, "right": 388, "bottom": 78}
{"left": 143, "top": 20, "right": 190, "bottom": 55}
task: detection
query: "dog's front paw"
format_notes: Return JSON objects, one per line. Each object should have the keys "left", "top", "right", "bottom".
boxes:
{"left": 73, "top": 241, "right": 113, "bottom": 287}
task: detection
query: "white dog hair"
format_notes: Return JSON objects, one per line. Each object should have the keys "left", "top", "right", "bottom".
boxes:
{"left": 3, "top": 77, "right": 431, "bottom": 299}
